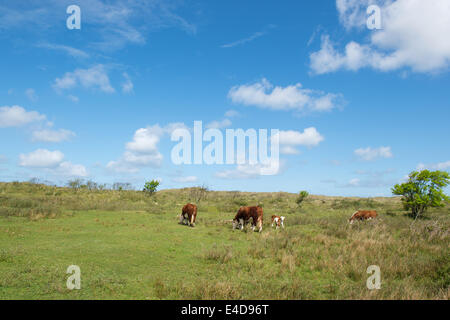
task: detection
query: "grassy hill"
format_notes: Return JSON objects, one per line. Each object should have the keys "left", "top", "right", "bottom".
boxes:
{"left": 0, "top": 182, "right": 448, "bottom": 299}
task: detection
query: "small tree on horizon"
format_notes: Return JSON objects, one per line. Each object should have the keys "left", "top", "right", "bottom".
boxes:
{"left": 296, "top": 190, "right": 309, "bottom": 208}
{"left": 392, "top": 170, "right": 449, "bottom": 219}
{"left": 143, "top": 180, "right": 160, "bottom": 196}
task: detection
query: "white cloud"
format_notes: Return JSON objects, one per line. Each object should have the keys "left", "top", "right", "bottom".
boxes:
{"left": 221, "top": 32, "right": 265, "bottom": 48}
{"left": 31, "top": 129, "right": 76, "bottom": 143}
{"left": 328, "top": 160, "right": 342, "bottom": 166}
{"left": 25, "top": 88, "right": 38, "bottom": 102}
{"left": 399, "top": 175, "right": 410, "bottom": 183}
{"left": 417, "top": 161, "right": 450, "bottom": 171}
{"left": 355, "top": 168, "right": 396, "bottom": 176}
{"left": 215, "top": 165, "right": 262, "bottom": 180}
{"left": 336, "top": 0, "right": 376, "bottom": 30}
{"left": 163, "top": 122, "right": 189, "bottom": 135}
{"left": 53, "top": 65, "right": 115, "bottom": 93}
{"left": 0, "top": 1, "right": 196, "bottom": 51}
{"left": 172, "top": 176, "right": 198, "bottom": 183}
{"left": 205, "top": 118, "right": 232, "bottom": 129}
{"left": 56, "top": 161, "right": 88, "bottom": 177}
{"left": 343, "top": 176, "right": 395, "bottom": 188}
{"left": 122, "top": 73, "right": 134, "bottom": 93}
{"left": 347, "top": 178, "right": 360, "bottom": 187}
{"left": 273, "top": 127, "right": 324, "bottom": 155}
{"left": 277, "top": 128, "right": 324, "bottom": 147}
{"left": 224, "top": 110, "right": 240, "bottom": 118}
{"left": 19, "top": 149, "right": 87, "bottom": 177}
{"left": 107, "top": 123, "right": 186, "bottom": 173}
{"left": 228, "top": 78, "right": 341, "bottom": 112}
{"left": 107, "top": 151, "right": 163, "bottom": 173}
{"left": 215, "top": 161, "right": 282, "bottom": 180}
{"left": 0, "top": 105, "right": 46, "bottom": 128}
{"left": 126, "top": 126, "right": 164, "bottom": 154}
{"left": 36, "top": 43, "right": 89, "bottom": 59}
{"left": 68, "top": 95, "right": 79, "bottom": 103}
{"left": 107, "top": 126, "right": 163, "bottom": 172}
{"left": 279, "top": 146, "right": 301, "bottom": 155}
{"left": 354, "top": 146, "right": 393, "bottom": 161}
{"left": 123, "top": 150, "right": 163, "bottom": 167}
{"left": 19, "top": 149, "right": 64, "bottom": 168}
{"left": 0, "top": 106, "right": 74, "bottom": 143}
{"left": 220, "top": 25, "right": 275, "bottom": 48}
{"left": 105, "top": 160, "right": 139, "bottom": 174}
{"left": 311, "top": 0, "right": 450, "bottom": 74}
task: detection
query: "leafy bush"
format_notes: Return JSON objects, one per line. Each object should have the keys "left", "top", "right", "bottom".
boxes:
{"left": 296, "top": 191, "right": 309, "bottom": 207}
{"left": 392, "top": 170, "right": 449, "bottom": 219}
{"left": 143, "top": 180, "right": 160, "bottom": 196}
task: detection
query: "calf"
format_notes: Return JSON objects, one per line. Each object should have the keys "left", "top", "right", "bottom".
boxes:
{"left": 232, "top": 206, "right": 263, "bottom": 232}
{"left": 180, "top": 203, "right": 197, "bottom": 227}
{"left": 348, "top": 210, "right": 377, "bottom": 224}
{"left": 271, "top": 215, "right": 285, "bottom": 229}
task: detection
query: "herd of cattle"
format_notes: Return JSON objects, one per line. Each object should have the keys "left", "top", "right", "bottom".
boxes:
{"left": 180, "top": 203, "right": 378, "bottom": 231}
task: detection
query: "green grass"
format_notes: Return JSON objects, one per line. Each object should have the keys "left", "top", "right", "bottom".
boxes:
{"left": 0, "top": 182, "right": 448, "bottom": 299}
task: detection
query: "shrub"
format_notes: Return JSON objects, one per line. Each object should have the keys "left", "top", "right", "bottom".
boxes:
{"left": 392, "top": 170, "right": 449, "bottom": 219}
{"left": 296, "top": 191, "right": 309, "bottom": 208}
{"left": 143, "top": 180, "right": 160, "bottom": 196}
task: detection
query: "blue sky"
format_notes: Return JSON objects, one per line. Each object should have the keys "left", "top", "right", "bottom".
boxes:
{"left": 1, "top": 0, "right": 449, "bottom": 196}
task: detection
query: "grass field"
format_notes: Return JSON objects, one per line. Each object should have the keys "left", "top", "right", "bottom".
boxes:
{"left": 0, "top": 182, "right": 448, "bottom": 299}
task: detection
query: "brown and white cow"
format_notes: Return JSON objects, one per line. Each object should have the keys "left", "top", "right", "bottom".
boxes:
{"left": 271, "top": 215, "right": 285, "bottom": 229}
{"left": 348, "top": 210, "right": 377, "bottom": 224}
{"left": 232, "top": 206, "right": 263, "bottom": 232}
{"left": 180, "top": 203, "right": 197, "bottom": 227}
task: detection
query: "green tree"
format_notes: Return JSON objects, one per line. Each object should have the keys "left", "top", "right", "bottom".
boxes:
{"left": 143, "top": 180, "right": 160, "bottom": 196}
{"left": 392, "top": 170, "right": 449, "bottom": 219}
{"left": 296, "top": 190, "right": 309, "bottom": 208}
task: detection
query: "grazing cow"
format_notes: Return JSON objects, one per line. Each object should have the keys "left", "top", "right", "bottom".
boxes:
{"left": 348, "top": 210, "right": 377, "bottom": 224}
{"left": 180, "top": 203, "right": 197, "bottom": 227}
{"left": 271, "top": 215, "right": 285, "bottom": 229}
{"left": 232, "top": 206, "right": 263, "bottom": 232}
